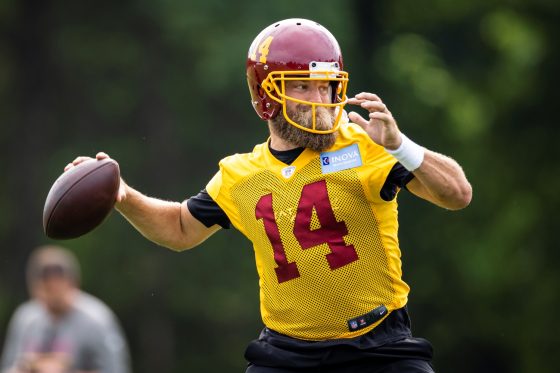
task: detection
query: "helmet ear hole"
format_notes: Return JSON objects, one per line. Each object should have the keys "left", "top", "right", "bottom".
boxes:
{"left": 330, "top": 82, "right": 341, "bottom": 103}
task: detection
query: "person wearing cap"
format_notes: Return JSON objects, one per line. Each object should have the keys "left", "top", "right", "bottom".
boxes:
{"left": 1, "top": 245, "right": 131, "bottom": 373}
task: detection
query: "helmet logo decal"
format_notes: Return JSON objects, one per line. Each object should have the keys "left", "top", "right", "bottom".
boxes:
{"left": 250, "top": 36, "right": 274, "bottom": 63}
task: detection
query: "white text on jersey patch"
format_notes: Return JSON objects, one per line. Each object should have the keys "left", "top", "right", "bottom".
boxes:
{"left": 320, "top": 144, "right": 362, "bottom": 174}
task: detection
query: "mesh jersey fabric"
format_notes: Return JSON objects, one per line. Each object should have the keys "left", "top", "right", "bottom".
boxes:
{"left": 187, "top": 162, "right": 413, "bottom": 229}
{"left": 206, "top": 122, "right": 410, "bottom": 340}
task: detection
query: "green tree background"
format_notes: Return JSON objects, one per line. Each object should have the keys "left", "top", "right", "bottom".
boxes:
{"left": 1, "top": 0, "right": 558, "bottom": 372}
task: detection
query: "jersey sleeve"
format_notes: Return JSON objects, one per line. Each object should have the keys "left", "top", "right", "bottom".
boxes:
{"left": 203, "top": 157, "right": 249, "bottom": 232}
{"left": 346, "top": 124, "right": 414, "bottom": 202}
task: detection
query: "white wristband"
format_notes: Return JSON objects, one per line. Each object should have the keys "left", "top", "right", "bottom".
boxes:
{"left": 385, "top": 133, "right": 425, "bottom": 171}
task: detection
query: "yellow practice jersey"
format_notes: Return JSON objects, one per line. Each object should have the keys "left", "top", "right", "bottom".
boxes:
{"left": 206, "top": 123, "right": 410, "bottom": 341}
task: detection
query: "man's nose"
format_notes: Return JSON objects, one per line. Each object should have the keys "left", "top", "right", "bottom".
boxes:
{"left": 306, "top": 86, "right": 324, "bottom": 103}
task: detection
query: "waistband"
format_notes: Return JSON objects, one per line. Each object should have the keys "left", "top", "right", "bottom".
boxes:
{"left": 264, "top": 307, "right": 413, "bottom": 349}
{"left": 244, "top": 308, "right": 427, "bottom": 369}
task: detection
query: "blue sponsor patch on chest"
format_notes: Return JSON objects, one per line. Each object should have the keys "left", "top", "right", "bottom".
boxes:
{"left": 320, "top": 144, "right": 362, "bottom": 174}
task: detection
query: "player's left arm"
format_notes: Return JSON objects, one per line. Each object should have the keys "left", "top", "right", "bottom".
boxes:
{"left": 403, "top": 150, "right": 472, "bottom": 210}
{"left": 347, "top": 92, "right": 472, "bottom": 210}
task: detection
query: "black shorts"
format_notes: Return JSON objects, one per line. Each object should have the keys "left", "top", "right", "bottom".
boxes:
{"left": 244, "top": 308, "right": 434, "bottom": 373}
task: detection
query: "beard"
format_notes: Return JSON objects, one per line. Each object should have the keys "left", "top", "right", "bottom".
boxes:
{"left": 269, "top": 104, "right": 337, "bottom": 152}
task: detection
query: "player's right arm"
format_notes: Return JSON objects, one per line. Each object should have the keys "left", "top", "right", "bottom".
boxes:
{"left": 116, "top": 181, "right": 221, "bottom": 251}
{"left": 65, "top": 153, "right": 220, "bottom": 251}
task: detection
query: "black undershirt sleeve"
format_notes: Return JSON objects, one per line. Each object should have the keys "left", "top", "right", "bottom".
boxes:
{"left": 380, "top": 162, "right": 415, "bottom": 201}
{"left": 186, "top": 190, "right": 231, "bottom": 229}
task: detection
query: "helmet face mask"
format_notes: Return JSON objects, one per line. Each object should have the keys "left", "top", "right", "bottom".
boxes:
{"left": 246, "top": 19, "right": 349, "bottom": 134}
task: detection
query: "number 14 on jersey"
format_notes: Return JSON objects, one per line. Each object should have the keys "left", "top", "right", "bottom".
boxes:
{"left": 255, "top": 180, "right": 359, "bottom": 283}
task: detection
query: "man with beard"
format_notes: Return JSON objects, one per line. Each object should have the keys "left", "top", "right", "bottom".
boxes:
{"left": 66, "top": 18, "right": 472, "bottom": 373}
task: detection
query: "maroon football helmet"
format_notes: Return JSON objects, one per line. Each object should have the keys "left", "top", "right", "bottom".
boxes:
{"left": 246, "top": 18, "right": 349, "bottom": 134}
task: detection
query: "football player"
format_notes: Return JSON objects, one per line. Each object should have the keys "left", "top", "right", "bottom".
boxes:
{"left": 67, "top": 18, "right": 472, "bottom": 373}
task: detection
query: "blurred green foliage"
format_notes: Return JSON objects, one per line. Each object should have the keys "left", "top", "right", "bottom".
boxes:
{"left": 1, "top": 0, "right": 559, "bottom": 372}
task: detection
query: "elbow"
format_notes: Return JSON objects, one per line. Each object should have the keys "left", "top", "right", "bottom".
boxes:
{"left": 165, "top": 241, "right": 196, "bottom": 252}
{"left": 446, "top": 182, "right": 473, "bottom": 210}
{"left": 153, "top": 233, "right": 197, "bottom": 252}
{"left": 165, "top": 245, "right": 186, "bottom": 253}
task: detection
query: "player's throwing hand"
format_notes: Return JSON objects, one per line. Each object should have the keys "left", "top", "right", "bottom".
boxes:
{"left": 64, "top": 152, "right": 127, "bottom": 203}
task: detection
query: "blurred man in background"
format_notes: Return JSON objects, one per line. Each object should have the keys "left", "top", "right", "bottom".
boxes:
{"left": 1, "top": 245, "right": 130, "bottom": 373}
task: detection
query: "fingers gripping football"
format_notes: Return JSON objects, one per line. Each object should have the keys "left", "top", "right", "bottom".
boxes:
{"left": 64, "top": 153, "right": 126, "bottom": 202}
{"left": 347, "top": 92, "right": 402, "bottom": 150}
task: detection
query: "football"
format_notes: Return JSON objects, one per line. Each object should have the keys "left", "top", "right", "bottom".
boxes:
{"left": 43, "top": 158, "right": 121, "bottom": 240}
